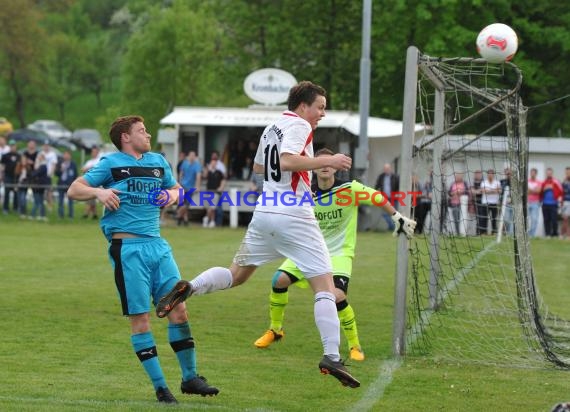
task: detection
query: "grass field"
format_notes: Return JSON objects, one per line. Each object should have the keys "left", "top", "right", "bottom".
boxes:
{"left": 1, "top": 215, "right": 569, "bottom": 411}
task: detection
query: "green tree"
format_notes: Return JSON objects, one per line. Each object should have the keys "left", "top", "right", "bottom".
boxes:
{"left": 214, "top": 0, "right": 363, "bottom": 110}
{"left": 120, "top": 0, "right": 237, "bottom": 134}
{"left": 511, "top": 0, "right": 570, "bottom": 136}
{"left": 0, "top": 0, "right": 567, "bottom": 137}
{"left": 0, "top": 0, "right": 48, "bottom": 127}
{"left": 77, "top": 34, "right": 114, "bottom": 108}
{"left": 45, "top": 33, "right": 85, "bottom": 121}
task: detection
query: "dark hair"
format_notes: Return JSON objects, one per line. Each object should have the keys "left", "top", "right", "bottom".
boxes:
{"left": 315, "top": 147, "right": 334, "bottom": 157}
{"left": 287, "top": 81, "right": 326, "bottom": 111}
{"left": 109, "top": 115, "right": 144, "bottom": 150}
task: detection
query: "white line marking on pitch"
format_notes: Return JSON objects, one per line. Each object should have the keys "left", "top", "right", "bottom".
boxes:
{"left": 348, "top": 357, "right": 402, "bottom": 412}
{"left": 348, "top": 241, "right": 496, "bottom": 412}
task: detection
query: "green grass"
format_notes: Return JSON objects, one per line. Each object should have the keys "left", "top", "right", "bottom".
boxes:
{"left": 406, "top": 233, "right": 570, "bottom": 370}
{"left": 0, "top": 219, "right": 569, "bottom": 411}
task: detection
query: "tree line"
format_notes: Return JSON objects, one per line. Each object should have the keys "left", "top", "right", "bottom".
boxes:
{"left": 0, "top": 0, "right": 568, "bottom": 138}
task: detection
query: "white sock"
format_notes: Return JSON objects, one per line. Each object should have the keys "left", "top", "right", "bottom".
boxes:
{"left": 190, "top": 267, "right": 233, "bottom": 295}
{"left": 314, "top": 291, "right": 341, "bottom": 361}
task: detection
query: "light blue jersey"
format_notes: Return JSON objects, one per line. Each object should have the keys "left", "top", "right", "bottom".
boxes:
{"left": 84, "top": 151, "right": 176, "bottom": 241}
{"left": 180, "top": 159, "right": 202, "bottom": 190}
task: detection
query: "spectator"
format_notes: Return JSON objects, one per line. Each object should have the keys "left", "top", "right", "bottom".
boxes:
{"left": 500, "top": 168, "right": 513, "bottom": 236}
{"left": 177, "top": 151, "right": 202, "bottom": 226}
{"left": 480, "top": 169, "right": 501, "bottom": 235}
{"left": 1, "top": 139, "right": 20, "bottom": 214}
{"left": 527, "top": 168, "right": 542, "bottom": 238}
{"left": 176, "top": 151, "right": 186, "bottom": 180}
{"left": 40, "top": 142, "right": 58, "bottom": 211}
{"left": 41, "top": 142, "right": 58, "bottom": 178}
{"left": 560, "top": 167, "right": 570, "bottom": 239}
{"left": 374, "top": 163, "right": 400, "bottom": 231}
{"left": 210, "top": 150, "right": 227, "bottom": 175}
{"left": 30, "top": 152, "right": 50, "bottom": 221}
{"left": 415, "top": 170, "right": 432, "bottom": 234}
{"left": 229, "top": 140, "right": 248, "bottom": 180}
{"left": 0, "top": 136, "right": 9, "bottom": 156}
{"left": 470, "top": 170, "right": 485, "bottom": 235}
{"left": 81, "top": 146, "right": 101, "bottom": 219}
{"left": 18, "top": 140, "right": 38, "bottom": 218}
{"left": 55, "top": 151, "right": 77, "bottom": 219}
{"left": 202, "top": 152, "right": 226, "bottom": 228}
{"left": 212, "top": 150, "right": 227, "bottom": 226}
{"left": 540, "top": 167, "right": 563, "bottom": 238}
{"left": 448, "top": 171, "right": 468, "bottom": 235}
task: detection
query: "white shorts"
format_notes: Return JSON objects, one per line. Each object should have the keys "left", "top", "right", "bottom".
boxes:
{"left": 233, "top": 210, "right": 332, "bottom": 278}
{"left": 562, "top": 201, "right": 570, "bottom": 217}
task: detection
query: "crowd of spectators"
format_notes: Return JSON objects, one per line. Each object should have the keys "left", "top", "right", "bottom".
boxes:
{"left": 405, "top": 165, "right": 570, "bottom": 238}
{"left": 2, "top": 137, "right": 570, "bottom": 237}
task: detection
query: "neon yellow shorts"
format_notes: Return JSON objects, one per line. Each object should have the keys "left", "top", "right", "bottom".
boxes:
{"left": 277, "top": 255, "right": 353, "bottom": 289}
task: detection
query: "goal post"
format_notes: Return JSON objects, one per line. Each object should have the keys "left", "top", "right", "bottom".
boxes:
{"left": 393, "top": 46, "right": 570, "bottom": 368}
{"left": 392, "top": 46, "right": 419, "bottom": 356}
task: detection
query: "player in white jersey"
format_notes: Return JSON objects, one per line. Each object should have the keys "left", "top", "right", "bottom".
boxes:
{"left": 156, "top": 81, "right": 360, "bottom": 388}
{"left": 253, "top": 148, "right": 416, "bottom": 361}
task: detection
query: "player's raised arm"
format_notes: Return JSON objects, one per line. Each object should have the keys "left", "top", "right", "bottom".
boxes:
{"left": 280, "top": 152, "right": 351, "bottom": 172}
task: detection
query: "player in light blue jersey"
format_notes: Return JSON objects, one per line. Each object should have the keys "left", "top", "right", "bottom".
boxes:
{"left": 67, "top": 115, "right": 218, "bottom": 404}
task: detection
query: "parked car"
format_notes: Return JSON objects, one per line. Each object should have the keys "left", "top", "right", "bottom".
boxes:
{"left": 72, "top": 128, "right": 103, "bottom": 149}
{"left": 0, "top": 117, "right": 13, "bottom": 135}
{"left": 9, "top": 128, "right": 53, "bottom": 144}
{"left": 8, "top": 129, "right": 76, "bottom": 151}
{"left": 27, "top": 120, "right": 72, "bottom": 140}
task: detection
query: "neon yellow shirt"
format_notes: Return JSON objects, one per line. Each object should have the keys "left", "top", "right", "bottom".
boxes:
{"left": 313, "top": 179, "right": 385, "bottom": 258}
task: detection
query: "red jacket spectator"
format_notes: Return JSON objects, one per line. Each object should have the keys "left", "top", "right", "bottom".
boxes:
{"left": 540, "top": 176, "right": 563, "bottom": 202}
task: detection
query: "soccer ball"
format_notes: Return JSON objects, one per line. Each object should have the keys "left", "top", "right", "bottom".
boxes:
{"left": 476, "top": 23, "right": 518, "bottom": 63}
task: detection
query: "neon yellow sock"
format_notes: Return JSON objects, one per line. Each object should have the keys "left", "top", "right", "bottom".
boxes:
{"left": 269, "top": 289, "right": 288, "bottom": 332}
{"left": 338, "top": 304, "right": 360, "bottom": 350}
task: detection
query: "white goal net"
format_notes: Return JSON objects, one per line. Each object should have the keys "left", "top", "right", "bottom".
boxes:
{"left": 393, "top": 47, "right": 570, "bottom": 368}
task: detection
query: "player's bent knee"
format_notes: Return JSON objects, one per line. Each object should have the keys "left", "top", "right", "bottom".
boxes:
{"left": 272, "top": 271, "right": 293, "bottom": 288}
{"left": 333, "top": 289, "right": 347, "bottom": 302}
{"left": 166, "top": 303, "right": 188, "bottom": 324}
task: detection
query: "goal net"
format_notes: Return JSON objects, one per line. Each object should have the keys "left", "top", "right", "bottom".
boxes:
{"left": 393, "top": 46, "right": 570, "bottom": 368}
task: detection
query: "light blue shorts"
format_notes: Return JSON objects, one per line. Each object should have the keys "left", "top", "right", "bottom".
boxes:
{"left": 108, "top": 237, "right": 181, "bottom": 316}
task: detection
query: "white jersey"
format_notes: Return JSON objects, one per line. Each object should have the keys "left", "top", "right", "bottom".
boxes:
{"left": 481, "top": 179, "right": 501, "bottom": 204}
{"left": 43, "top": 149, "right": 58, "bottom": 177}
{"left": 254, "top": 111, "right": 315, "bottom": 219}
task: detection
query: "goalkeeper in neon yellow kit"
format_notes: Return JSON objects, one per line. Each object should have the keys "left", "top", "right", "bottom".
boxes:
{"left": 254, "top": 148, "right": 416, "bottom": 361}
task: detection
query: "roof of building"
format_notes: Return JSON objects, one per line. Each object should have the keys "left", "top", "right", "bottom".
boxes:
{"left": 160, "top": 106, "right": 423, "bottom": 139}
{"left": 416, "top": 135, "right": 570, "bottom": 154}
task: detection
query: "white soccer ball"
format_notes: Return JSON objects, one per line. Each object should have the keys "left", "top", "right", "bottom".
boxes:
{"left": 476, "top": 23, "right": 518, "bottom": 63}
